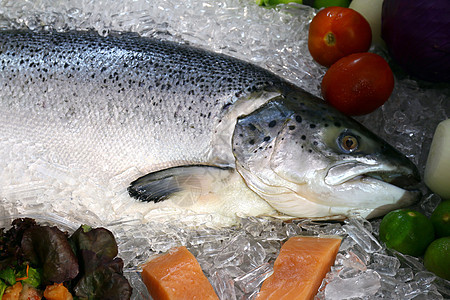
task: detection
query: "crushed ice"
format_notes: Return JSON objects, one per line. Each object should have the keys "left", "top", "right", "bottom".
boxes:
{"left": 110, "top": 217, "right": 446, "bottom": 299}
{"left": 0, "top": 0, "right": 449, "bottom": 299}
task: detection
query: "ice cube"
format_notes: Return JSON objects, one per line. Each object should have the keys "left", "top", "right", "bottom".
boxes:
{"left": 240, "top": 217, "right": 265, "bottom": 237}
{"left": 0, "top": 180, "right": 49, "bottom": 200}
{"left": 415, "top": 271, "right": 437, "bottom": 288}
{"left": 420, "top": 193, "right": 442, "bottom": 217}
{"left": 211, "top": 269, "right": 237, "bottom": 300}
{"left": 392, "top": 250, "right": 426, "bottom": 272}
{"left": 395, "top": 282, "right": 422, "bottom": 299}
{"left": 259, "top": 221, "right": 285, "bottom": 241}
{"left": 335, "top": 251, "right": 367, "bottom": 272}
{"left": 188, "top": 227, "right": 230, "bottom": 246}
{"left": 396, "top": 268, "right": 415, "bottom": 282}
{"left": 370, "top": 253, "right": 401, "bottom": 276}
{"left": 246, "top": 241, "right": 267, "bottom": 268}
{"left": 214, "top": 250, "right": 243, "bottom": 268}
{"left": 379, "top": 274, "right": 402, "bottom": 295}
{"left": 234, "top": 263, "right": 273, "bottom": 294}
{"left": 343, "top": 218, "right": 383, "bottom": 253}
{"left": 324, "top": 270, "right": 381, "bottom": 299}
{"left": 346, "top": 243, "right": 371, "bottom": 266}
{"left": 217, "top": 266, "right": 247, "bottom": 279}
{"left": 284, "top": 222, "right": 303, "bottom": 237}
{"left": 434, "top": 277, "right": 450, "bottom": 300}
{"left": 338, "top": 267, "right": 363, "bottom": 279}
{"left": 338, "top": 235, "right": 356, "bottom": 252}
{"left": 124, "top": 271, "right": 151, "bottom": 300}
{"left": 410, "top": 291, "right": 444, "bottom": 300}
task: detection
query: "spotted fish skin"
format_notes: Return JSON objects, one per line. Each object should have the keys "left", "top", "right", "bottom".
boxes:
{"left": 0, "top": 30, "right": 292, "bottom": 181}
{"left": 0, "top": 30, "right": 419, "bottom": 221}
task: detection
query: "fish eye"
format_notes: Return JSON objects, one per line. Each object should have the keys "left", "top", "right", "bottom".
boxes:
{"left": 338, "top": 132, "right": 359, "bottom": 153}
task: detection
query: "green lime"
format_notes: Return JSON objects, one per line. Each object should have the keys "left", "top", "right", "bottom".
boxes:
{"left": 379, "top": 209, "right": 435, "bottom": 257}
{"left": 256, "top": 0, "right": 350, "bottom": 8}
{"left": 257, "top": 0, "right": 301, "bottom": 7}
{"left": 312, "top": 0, "right": 351, "bottom": 9}
{"left": 424, "top": 237, "right": 450, "bottom": 280}
{"left": 430, "top": 201, "right": 450, "bottom": 238}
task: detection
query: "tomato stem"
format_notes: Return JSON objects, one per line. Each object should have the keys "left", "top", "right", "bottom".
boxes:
{"left": 325, "top": 32, "right": 336, "bottom": 46}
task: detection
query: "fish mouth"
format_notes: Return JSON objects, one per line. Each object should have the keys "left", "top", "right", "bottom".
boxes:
{"left": 325, "top": 161, "right": 421, "bottom": 191}
{"left": 363, "top": 171, "right": 421, "bottom": 191}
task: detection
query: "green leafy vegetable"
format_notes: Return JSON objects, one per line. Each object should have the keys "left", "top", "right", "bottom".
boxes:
{"left": 18, "top": 266, "right": 42, "bottom": 288}
{"left": 21, "top": 226, "right": 79, "bottom": 284}
{"left": 0, "top": 267, "right": 15, "bottom": 285}
{"left": 0, "top": 218, "right": 36, "bottom": 270}
{"left": 70, "top": 226, "right": 131, "bottom": 299}
{"left": 70, "top": 226, "right": 118, "bottom": 261}
{"left": 81, "top": 224, "right": 92, "bottom": 233}
{"left": 1, "top": 219, "right": 131, "bottom": 299}
{"left": 0, "top": 280, "right": 7, "bottom": 299}
{"left": 73, "top": 266, "right": 132, "bottom": 300}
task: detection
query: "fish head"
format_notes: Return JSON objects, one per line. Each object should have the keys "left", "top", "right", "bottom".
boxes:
{"left": 232, "top": 89, "right": 420, "bottom": 219}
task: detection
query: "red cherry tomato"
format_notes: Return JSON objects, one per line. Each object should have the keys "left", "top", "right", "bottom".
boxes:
{"left": 308, "top": 7, "right": 372, "bottom": 67}
{"left": 321, "top": 52, "right": 394, "bottom": 116}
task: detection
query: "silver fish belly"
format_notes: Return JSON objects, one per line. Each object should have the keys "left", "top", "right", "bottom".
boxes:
{"left": 0, "top": 30, "right": 420, "bottom": 222}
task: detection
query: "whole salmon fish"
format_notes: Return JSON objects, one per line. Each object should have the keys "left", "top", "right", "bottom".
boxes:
{"left": 0, "top": 30, "right": 419, "bottom": 221}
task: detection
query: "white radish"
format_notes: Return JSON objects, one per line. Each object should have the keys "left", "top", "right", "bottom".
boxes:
{"left": 349, "top": 0, "right": 385, "bottom": 46}
{"left": 424, "top": 119, "right": 450, "bottom": 199}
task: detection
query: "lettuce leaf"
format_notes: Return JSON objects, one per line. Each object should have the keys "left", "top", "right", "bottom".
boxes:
{"left": 1, "top": 219, "right": 131, "bottom": 299}
{"left": 70, "top": 226, "right": 131, "bottom": 299}
{"left": 70, "top": 226, "right": 118, "bottom": 261}
{"left": 21, "top": 226, "right": 79, "bottom": 284}
{"left": 0, "top": 218, "right": 37, "bottom": 270}
{"left": 73, "top": 263, "right": 132, "bottom": 299}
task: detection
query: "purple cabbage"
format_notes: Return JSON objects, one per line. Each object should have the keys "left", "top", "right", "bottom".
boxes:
{"left": 382, "top": 0, "right": 450, "bottom": 83}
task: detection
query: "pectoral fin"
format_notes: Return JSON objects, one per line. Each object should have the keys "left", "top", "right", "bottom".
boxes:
{"left": 128, "top": 165, "right": 233, "bottom": 203}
